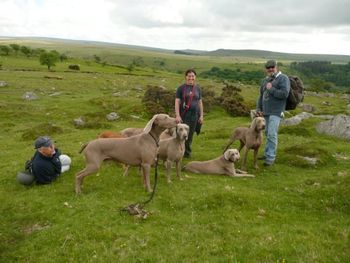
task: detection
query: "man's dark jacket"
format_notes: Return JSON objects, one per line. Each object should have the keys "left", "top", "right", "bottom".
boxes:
{"left": 32, "top": 148, "right": 62, "bottom": 184}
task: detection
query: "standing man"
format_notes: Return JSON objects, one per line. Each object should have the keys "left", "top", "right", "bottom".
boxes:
{"left": 256, "top": 60, "right": 290, "bottom": 166}
{"left": 175, "top": 69, "right": 204, "bottom": 158}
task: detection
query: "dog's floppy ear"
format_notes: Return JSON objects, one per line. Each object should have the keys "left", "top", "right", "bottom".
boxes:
{"left": 224, "top": 149, "right": 231, "bottom": 161}
{"left": 250, "top": 117, "right": 258, "bottom": 129}
{"left": 143, "top": 114, "right": 158, "bottom": 133}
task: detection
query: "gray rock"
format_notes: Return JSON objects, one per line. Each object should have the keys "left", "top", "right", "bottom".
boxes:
{"left": 0, "top": 81, "right": 8, "bottom": 87}
{"left": 106, "top": 112, "right": 119, "bottom": 121}
{"left": 297, "top": 155, "right": 318, "bottom": 166}
{"left": 315, "top": 115, "right": 334, "bottom": 120}
{"left": 22, "top": 92, "right": 38, "bottom": 101}
{"left": 302, "top": 104, "right": 316, "bottom": 113}
{"left": 281, "top": 112, "right": 313, "bottom": 126}
{"left": 74, "top": 117, "right": 85, "bottom": 126}
{"left": 49, "top": 92, "right": 62, "bottom": 97}
{"left": 316, "top": 114, "right": 350, "bottom": 140}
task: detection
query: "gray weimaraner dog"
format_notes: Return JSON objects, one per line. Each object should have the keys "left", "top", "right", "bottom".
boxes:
{"left": 184, "top": 149, "right": 254, "bottom": 177}
{"left": 158, "top": 123, "right": 189, "bottom": 183}
{"left": 75, "top": 114, "right": 177, "bottom": 193}
{"left": 223, "top": 117, "right": 265, "bottom": 171}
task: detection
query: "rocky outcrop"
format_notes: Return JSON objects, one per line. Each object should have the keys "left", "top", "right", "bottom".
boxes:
{"left": 316, "top": 114, "right": 350, "bottom": 140}
{"left": 281, "top": 112, "right": 313, "bottom": 126}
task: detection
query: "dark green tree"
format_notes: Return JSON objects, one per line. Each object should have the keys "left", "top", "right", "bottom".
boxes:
{"left": 93, "top": 55, "right": 101, "bottom": 63}
{"left": 59, "top": 53, "right": 68, "bottom": 62}
{"left": 39, "top": 50, "right": 59, "bottom": 70}
{"left": 9, "top": 44, "right": 20, "bottom": 55}
{"left": 0, "top": 45, "right": 11, "bottom": 55}
{"left": 20, "top": 45, "right": 32, "bottom": 57}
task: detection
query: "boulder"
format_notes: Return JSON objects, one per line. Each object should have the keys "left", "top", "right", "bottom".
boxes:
{"left": 316, "top": 114, "right": 350, "bottom": 140}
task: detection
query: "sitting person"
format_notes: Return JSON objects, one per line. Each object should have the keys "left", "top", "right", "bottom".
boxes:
{"left": 17, "top": 136, "right": 71, "bottom": 185}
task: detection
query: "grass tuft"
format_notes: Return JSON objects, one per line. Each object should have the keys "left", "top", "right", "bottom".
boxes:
{"left": 21, "top": 122, "right": 64, "bottom": 140}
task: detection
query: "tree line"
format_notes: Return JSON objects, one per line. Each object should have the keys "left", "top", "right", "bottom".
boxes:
{"left": 0, "top": 43, "right": 67, "bottom": 70}
{"left": 200, "top": 61, "right": 350, "bottom": 92}
{"left": 290, "top": 61, "right": 350, "bottom": 91}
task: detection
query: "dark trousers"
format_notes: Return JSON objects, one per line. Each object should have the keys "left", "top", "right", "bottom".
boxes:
{"left": 182, "top": 114, "right": 198, "bottom": 157}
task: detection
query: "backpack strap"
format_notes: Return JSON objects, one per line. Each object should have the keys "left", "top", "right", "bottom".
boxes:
{"left": 181, "top": 84, "right": 196, "bottom": 118}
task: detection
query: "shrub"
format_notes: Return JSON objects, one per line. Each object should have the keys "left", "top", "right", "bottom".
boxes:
{"left": 218, "top": 82, "right": 249, "bottom": 116}
{"left": 68, "top": 64, "right": 80, "bottom": 70}
{"left": 201, "top": 86, "right": 218, "bottom": 113}
{"left": 142, "top": 85, "right": 174, "bottom": 115}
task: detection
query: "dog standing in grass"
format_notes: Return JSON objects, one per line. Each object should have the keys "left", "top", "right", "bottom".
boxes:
{"left": 223, "top": 117, "right": 265, "bottom": 171}
{"left": 76, "top": 114, "right": 177, "bottom": 193}
{"left": 158, "top": 123, "right": 189, "bottom": 183}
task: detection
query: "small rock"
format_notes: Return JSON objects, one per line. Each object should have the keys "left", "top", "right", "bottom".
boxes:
{"left": 302, "top": 104, "right": 316, "bottom": 113}
{"left": 322, "top": 101, "right": 332, "bottom": 106}
{"left": 0, "top": 81, "right": 8, "bottom": 87}
{"left": 22, "top": 92, "right": 38, "bottom": 101}
{"left": 297, "top": 155, "right": 317, "bottom": 166}
{"left": 106, "top": 112, "right": 119, "bottom": 121}
{"left": 74, "top": 117, "right": 85, "bottom": 126}
{"left": 49, "top": 92, "right": 62, "bottom": 97}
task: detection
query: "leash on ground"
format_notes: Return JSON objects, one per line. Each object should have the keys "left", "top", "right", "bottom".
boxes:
{"left": 120, "top": 156, "right": 159, "bottom": 217}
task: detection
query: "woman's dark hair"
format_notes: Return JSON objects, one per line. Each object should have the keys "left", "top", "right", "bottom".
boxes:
{"left": 185, "top": 68, "right": 197, "bottom": 76}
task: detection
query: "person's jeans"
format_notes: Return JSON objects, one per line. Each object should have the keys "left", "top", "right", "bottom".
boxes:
{"left": 182, "top": 114, "right": 198, "bottom": 157}
{"left": 264, "top": 115, "right": 281, "bottom": 163}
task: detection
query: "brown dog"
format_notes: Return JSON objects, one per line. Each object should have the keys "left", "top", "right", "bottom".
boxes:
{"left": 98, "top": 131, "right": 125, "bottom": 139}
{"left": 184, "top": 149, "right": 254, "bottom": 177}
{"left": 223, "top": 117, "right": 265, "bottom": 171}
{"left": 75, "top": 114, "right": 177, "bottom": 193}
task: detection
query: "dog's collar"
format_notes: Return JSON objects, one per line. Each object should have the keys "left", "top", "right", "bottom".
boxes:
{"left": 222, "top": 155, "right": 235, "bottom": 163}
{"left": 149, "top": 131, "right": 159, "bottom": 147}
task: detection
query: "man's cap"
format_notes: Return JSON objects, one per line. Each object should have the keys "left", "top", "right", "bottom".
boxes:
{"left": 34, "top": 136, "right": 53, "bottom": 149}
{"left": 265, "top": 60, "right": 277, "bottom": 68}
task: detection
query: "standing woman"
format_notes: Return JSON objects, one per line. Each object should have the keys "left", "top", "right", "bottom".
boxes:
{"left": 175, "top": 69, "right": 204, "bottom": 158}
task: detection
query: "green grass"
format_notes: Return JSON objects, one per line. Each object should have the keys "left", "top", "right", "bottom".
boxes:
{"left": 1, "top": 43, "right": 350, "bottom": 262}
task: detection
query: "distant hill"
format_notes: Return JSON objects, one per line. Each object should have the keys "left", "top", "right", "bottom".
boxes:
{"left": 1, "top": 36, "right": 350, "bottom": 64}
{"left": 175, "top": 48, "right": 350, "bottom": 64}
{"left": 0, "top": 36, "right": 350, "bottom": 64}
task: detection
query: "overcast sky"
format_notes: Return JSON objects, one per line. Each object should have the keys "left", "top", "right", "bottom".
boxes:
{"left": 1, "top": 0, "right": 350, "bottom": 55}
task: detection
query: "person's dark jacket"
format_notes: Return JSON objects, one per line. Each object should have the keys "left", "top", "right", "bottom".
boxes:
{"left": 257, "top": 72, "right": 290, "bottom": 116}
{"left": 32, "top": 148, "right": 62, "bottom": 184}
{"left": 176, "top": 84, "right": 202, "bottom": 121}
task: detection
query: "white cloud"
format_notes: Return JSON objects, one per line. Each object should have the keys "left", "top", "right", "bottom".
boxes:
{"left": 0, "top": 0, "right": 350, "bottom": 55}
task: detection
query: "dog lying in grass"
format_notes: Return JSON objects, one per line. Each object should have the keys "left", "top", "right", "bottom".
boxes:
{"left": 183, "top": 149, "right": 254, "bottom": 177}
{"left": 223, "top": 117, "right": 265, "bottom": 171}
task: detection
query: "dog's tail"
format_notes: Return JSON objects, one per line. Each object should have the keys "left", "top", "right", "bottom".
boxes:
{"left": 78, "top": 142, "right": 89, "bottom": 154}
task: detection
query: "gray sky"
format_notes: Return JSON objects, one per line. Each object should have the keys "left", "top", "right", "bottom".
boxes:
{"left": 1, "top": 0, "right": 350, "bottom": 55}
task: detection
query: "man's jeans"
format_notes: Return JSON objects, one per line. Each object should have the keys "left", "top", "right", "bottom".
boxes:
{"left": 264, "top": 115, "right": 281, "bottom": 164}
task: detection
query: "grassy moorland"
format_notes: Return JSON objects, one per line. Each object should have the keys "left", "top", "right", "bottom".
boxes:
{"left": 0, "top": 39, "right": 349, "bottom": 262}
